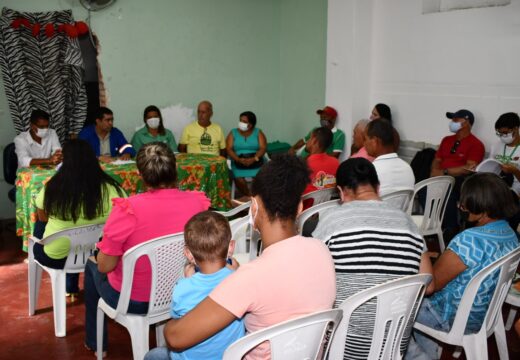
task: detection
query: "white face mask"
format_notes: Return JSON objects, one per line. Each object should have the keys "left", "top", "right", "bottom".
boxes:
{"left": 449, "top": 121, "right": 462, "bottom": 133}
{"left": 248, "top": 198, "right": 259, "bottom": 229}
{"left": 238, "top": 122, "right": 249, "bottom": 132}
{"left": 500, "top": 133, "right": 514, "bottom": 145}
{"left": 36, "top": 128, "right": 49, "bottom": 138}
{"left": 146, "top": 117, "right": 160, "bottom": 129}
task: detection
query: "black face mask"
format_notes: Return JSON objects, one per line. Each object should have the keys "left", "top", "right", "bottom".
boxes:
{"left": 459, "top": 209, "right": 479, "bottom": 229}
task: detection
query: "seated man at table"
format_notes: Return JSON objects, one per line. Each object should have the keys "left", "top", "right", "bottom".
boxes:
{"left": 288, "top": 105, "right": 345, "bottom": 158}
{"left": 430, "top": 109, "right": 485, "bottom": 238}
{"left": 365, "top": 118, "right": 415, "bottom": 196}
{"left": 178, "top": 101, "right": 226, "bottom": 157}
{"left": 79, "top": 107, "right": 135, "bottom": 162}
{"left": 14, "top": 109, "right": 62, "bottom": 168}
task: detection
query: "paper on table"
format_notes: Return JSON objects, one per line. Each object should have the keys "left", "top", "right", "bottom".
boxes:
{"left": 111, "top": 159, "right": 136, "bottom": 165}
{"left": 475, "top": 159, "right": 504, "bottom": 175}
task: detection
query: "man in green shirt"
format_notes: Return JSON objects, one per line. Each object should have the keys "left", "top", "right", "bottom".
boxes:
{"left": 289, "top": 106, "right": 345, "bottom": 158}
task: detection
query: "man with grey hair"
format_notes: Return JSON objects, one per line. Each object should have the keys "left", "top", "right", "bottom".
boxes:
{"left": 350, "top": 119, "right": 374, "bottom": 161}
{"left": 178, "top": 101, "right": 226, "bottom": 156}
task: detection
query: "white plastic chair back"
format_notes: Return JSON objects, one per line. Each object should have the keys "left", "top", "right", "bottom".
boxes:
{"left": 414, "top": 247, "right": 520, "bottom": 360}
{"left": 97, "top": 232, "right": 185, "bottom": 360}
{"left": 381, "top": 189, "right": 414, "bottom": 212}
{"left": 329, "top": 274, "right": 431, "bottom": 360}
{"left": 410, "top": 176, "right": 454, "bottom": 252}
{"left": 27, "top": 223, "right": 104, "bottom": 337}
{"left": 223, "top": 309, "right": 343, "bottom": 360}
{"left": 217, "top": 201, "right": 251, "bottom": 218}
{"left": 229, "top": 215, "right": 250, "bottom": 254}
{"left": 297, "top": 199, "right": 341, "bottom": 234}
{"left": 504, "top": 289, "right": 520, "bottom": 330}
{"left": 301, "top": 187, "right": 338, "bottom": 206}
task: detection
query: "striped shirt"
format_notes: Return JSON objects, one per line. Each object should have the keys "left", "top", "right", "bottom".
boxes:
{"left": 313, "top": 200, "right": 426, "bottom": 360}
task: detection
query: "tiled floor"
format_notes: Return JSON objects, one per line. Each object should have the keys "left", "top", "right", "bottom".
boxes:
{"left": 0, "top": 219, "right": 147, "bottom": 360}
{"left": 0, "top": 221, "right": 518, "bottom": 359}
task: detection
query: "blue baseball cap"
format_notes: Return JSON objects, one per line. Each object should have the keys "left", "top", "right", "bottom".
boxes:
{"left": 446, "top": 109, "right": 474, "bottom": 125}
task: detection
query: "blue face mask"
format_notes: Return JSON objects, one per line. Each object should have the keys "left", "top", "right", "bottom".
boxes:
{"left": 449, "top": 121, "right": 462, "bottom": 133}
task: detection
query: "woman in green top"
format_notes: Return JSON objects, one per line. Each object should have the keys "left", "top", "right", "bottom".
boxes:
{"left": 131, "top": 105, "right": 177, "bottom": 152}
{"left": 33, "top": 139, "right": 126, "bottom": 295}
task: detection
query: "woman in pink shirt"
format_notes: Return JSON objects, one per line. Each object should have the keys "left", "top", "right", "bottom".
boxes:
{"left": 83, "top": 142, "right": 210, "bottom": 355}
{"left": 163, "top": 154, "right": 337, "bottom": 360}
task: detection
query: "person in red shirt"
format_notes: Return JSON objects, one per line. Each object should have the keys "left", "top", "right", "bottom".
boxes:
{"left": 430, "top": 109, "right": 485, "bottom": 239}
{"left": 303, "top": 127, "right": 340, "bottom": 197}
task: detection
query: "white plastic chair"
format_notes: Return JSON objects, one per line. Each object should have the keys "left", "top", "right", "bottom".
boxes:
{"left": 217, "top": 200, "right": 251, "bottom": 218}
{"left": 301, "top": 187, "right": 338, "bottom": 207}
{"left": 414, "top": 247, "right": 520, "bottom": 360}
{"left": 409, "top": 176, "right": 455, "bottom": 252}
{"left": 28, "top": 223, "right": 104, "bottom": 337}
{"left": 229, "top": 215, "right": 259, "bottom": 261}
{"left": 96, "top": 232, "right": 185, "bottom": 360}
{"left": 329, "top": 274, "right": 432, "bottom": 360}
{"left": 297, "top": 199, "right": 341, "bottom": 234}
{"left": 223, "top": 309, "right": 343, "bottom": 360}
{"left": 381, "top": 189, "right": 414, "bottom": 212}
{"left": 504, "top": 290, "right": 520, "bottom": 330}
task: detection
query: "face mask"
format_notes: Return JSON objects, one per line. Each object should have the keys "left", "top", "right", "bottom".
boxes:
{"left": 248, "top": 198, "right": 259, "bottom": 229}
{"left": 36, "top": 128, "right": 49, "bottom": 138}
{"left": 449, "top": 121, "right": 462, "bottom": 133}
{"left": 320, "top": 119, "right": 330, "bottom": 128}
{"left": 146, "top": 117, "right": 160, "bottom": 129}
{"left": 238, "top": 122, "right": 249, "bottom": 131}
{"left": 500, "top": 133, "right": 514, "bottom": 145}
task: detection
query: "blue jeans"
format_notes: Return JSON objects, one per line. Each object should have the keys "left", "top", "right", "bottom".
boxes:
{"left": 84, "top": 259, "right": 149, "bottom": 351}
{"left": 144, "top": 347, "right": 170, "bottom": 360}
{"left": 32, "top": 220, "right": 79, "bottom": 293}
{"left": 405, "top": 298, "right": 450, "bottom": 360}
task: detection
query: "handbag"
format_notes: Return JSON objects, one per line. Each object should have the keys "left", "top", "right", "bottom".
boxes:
{"left": 235, "top": 153, "right": 263, "bottom": 169}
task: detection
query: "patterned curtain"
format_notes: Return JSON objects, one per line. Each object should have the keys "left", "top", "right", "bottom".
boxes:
{"left": 0, "top": 7, "right": 87, "bottom": 142}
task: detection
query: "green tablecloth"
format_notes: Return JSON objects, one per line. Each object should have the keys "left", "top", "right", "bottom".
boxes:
{"left": 16, "top": 153, "right": 231, "bottom": 251}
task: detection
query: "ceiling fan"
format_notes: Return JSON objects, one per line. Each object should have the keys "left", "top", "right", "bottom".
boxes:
{"left": 79, "top": 0, "right": 117, "bottom": 12}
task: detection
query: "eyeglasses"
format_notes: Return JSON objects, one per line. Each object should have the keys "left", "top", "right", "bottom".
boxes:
{"left": 450, "top": 140, "right": 461, "bottom": 154}
{"left": 496, "top": 131, "right": 514, "bottom": 138}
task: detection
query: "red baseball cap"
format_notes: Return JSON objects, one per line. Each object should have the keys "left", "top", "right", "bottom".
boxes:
{"left": 316, "top": 106, "right": 338, "bottom": 118}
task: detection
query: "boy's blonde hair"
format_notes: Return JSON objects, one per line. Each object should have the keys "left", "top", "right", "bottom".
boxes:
{"left": 184, "top": 211, "right": 231, "bottom": 262}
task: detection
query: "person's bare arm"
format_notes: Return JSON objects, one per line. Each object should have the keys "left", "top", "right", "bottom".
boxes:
{"left": 29, "top": 150, "right": 62, "bottom": 166}
{"left": 430, "top": 157, "right": 443, "bottom": 177}
{"left": 501, "top": 163, "right": 520, "bottom": 181}
{"left": 178, "top": 144, "right": 187, "bottom": 153}
{"left": 288, "top": 139, "right": 305, "bottom": 156}
{"left": 432, "top": 249, "right": 467, "bottom": 292}
{"left": 226, "top": 133, "right": 240, "bottom": 162}
{"left": 164, "top": 297, "right": 237, "bottom": 351}
{"left": 443, "top": 160, "right": 478, "bottom": 177}
{"left": 119, "top": 153, "right": 131, "bottom": 160}
{"left": 36, "top": 208, "right": 48, "bottom": 222}
{"left": 256, "top": 130, "right": 267, "bottom": 159}
{"left": 97, "top": 250, "right": 120, "bottom": 274}
{"left": 419, "top": 252, "right": 435, "bottom": 295}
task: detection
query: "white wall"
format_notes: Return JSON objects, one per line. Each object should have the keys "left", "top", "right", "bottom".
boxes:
{"left": 327, "top": 0, "right": 520, "bottom": 153}
{"left": 371, "top": 0, "right": 520, "bottom": 147}
{"left": 326, "top": 0, "right": 374, "bottom": 159}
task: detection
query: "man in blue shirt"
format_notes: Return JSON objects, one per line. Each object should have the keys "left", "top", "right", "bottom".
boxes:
{"left": 79, "top": 107, "right": 135, "bottom": 162}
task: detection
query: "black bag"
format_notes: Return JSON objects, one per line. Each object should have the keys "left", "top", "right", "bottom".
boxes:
{"left": 235, "top": 153, "right": 263, "bottom": 169}
{"left": 410, "top": 148, "right": 436, "bottom": 184}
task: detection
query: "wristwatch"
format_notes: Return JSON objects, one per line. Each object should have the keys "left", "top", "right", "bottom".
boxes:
{"left": 443, "top": 169, "right": 449, "bottom": 175}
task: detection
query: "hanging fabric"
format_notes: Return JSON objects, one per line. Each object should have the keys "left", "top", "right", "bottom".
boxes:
{"left": 0, "top": 7, "right": 88, "bottom": 142}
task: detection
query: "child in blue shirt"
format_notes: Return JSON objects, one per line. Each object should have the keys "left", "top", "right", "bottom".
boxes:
{"left": 144, "top": 211, "right": 244, "bottom": 360}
